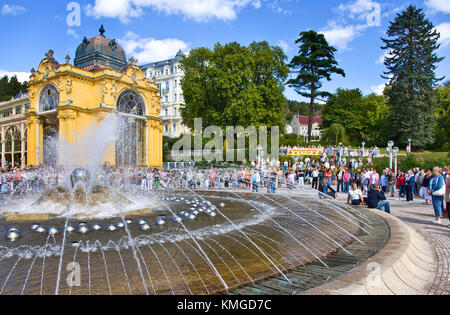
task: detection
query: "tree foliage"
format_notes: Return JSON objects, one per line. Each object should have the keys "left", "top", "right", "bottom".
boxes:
{"left": 381, "top": 5, "right": 444, "bottom": 149}
{"left": 0, "top": 75, "right": 28, "bottom": 102}
{"left": 287, "top": 30, "right": 345, "bottom": 141}
{"left": 321, "top": 123, "right": 348, "bottom": 145}
{"left": 321, "top": 89, "right": 389, "bottom": 145}
{"left": 180, "top": 41, "right": 288, "bottom": 130}
{"left": 284, "top": 99, "right": 323, "bottom": 121}
{"left": 434, "top": 81, "right": 450, "bottom": 150}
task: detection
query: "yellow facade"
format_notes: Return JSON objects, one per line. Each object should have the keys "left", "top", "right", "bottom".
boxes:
{"left": 25, "top": 53, "right": 163, "bottom": 168}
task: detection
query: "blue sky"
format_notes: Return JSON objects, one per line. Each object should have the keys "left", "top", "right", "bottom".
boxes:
{"left": 0, "top": 0, "right": 449, "bottom": 102}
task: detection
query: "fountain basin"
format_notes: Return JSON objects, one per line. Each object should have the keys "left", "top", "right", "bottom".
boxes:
{"left": 0, "top": 190, "right": 367, "bottom": 295}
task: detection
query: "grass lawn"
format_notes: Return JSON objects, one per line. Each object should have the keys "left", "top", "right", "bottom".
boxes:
{"left": 377, "top": 148, "right": 447, "bottom": 158}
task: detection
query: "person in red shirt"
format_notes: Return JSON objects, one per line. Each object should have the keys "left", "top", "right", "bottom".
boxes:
{"left": 397, "top": 171, "right": 406, "bottom": 197}
{"left": 325, "top": 169, "right": 332, "bottom": 186}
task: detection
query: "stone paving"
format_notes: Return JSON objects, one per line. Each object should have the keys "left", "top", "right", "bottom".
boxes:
{"left": 285, "top": 187, "right": 449, "bottom": 295}
{"left": 384, "top": 197, "right": 449, "bottom": 295}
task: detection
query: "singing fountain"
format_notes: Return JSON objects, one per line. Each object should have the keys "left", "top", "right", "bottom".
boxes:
{"left": 0, "top": 115, "right": 389, "bottom": 295}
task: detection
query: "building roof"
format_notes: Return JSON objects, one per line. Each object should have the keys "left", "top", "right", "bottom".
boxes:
{"left": 139, "top": 53, "right": 183, "bottom": 71}
{"left": 74, "top": 25, "right": 127, "bottom": 72}
{"left": 295, "top": 115, "right": 323, "bottom": 126}
{"left": 13, "top": 91, "right": 28, "bottom": 100}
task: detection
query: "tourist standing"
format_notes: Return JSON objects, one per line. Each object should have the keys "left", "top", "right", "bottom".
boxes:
{"left": 343, "top": 170, "right": 351, "bottom": 193}
{"left": 337, "top": 168, "right": 343, "bottom": 192}
{"left": 428, "top": 167, "right": 445, "bottom": 225}
{"left": 423, "top": 169, "right": 433, "bottom": 205}
{"left": 311, "top": 168, "right": 319, "bottom": 190}
{"left": 397, "top": 171, "right": 406, "bottom": 198}
{"left": 406, "top": 170, "right": 415, "bottom": 202}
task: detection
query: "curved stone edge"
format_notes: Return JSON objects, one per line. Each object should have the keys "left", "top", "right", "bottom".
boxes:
{"left": 300, "top": 209, "right": 438, "bottom": 295}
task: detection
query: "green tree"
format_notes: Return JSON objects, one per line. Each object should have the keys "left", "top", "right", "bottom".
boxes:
{"left": 180, "top": 41, "right": 288, "bottom": 129}
{"left": 321, "top": 123, "right": 348, "bottom": 145}
{"left": 381, "top": 5, "right": 444, "bottom": 149}
{"left": 361, "top": 93, "right": 390, "bottom": 143}
{"left": 321, "top": 89, "right": 365, "bottom": 142}
{"left": 0, "top": 75, "right": 28, "bottom": 102}
{"left": 434, "top": 81, "right": 450, "bottom": 150}
{"left": 287, "top": 30, "right": 345, "bottom": 142}
{"left": 284, "top": 99, "right": 323, "bottom": 122}
{"left": 321, "top": 89, "right": 389, "bottom": 145}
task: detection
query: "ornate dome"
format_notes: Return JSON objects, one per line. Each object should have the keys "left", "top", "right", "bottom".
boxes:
{"left": 74, "top": 25, "right": 127, "bottom": 72}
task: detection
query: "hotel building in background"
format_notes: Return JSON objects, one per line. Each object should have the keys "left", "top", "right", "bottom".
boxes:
{"left": 140, "top": 50, "right": 189, "bottom": 138}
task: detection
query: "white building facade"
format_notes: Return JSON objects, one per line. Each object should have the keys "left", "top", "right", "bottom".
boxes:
{"left": 140, "top": 50, "right": 189, "bottom": 138}
{"left": 0, "top": 92, "right": 30, "bottom": 168}
{"left": 290, "top": 115, "right": 323, "bottom": 139}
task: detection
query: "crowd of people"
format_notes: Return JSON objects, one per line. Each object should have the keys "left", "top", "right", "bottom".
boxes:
{"left": 279, "top": 155, "right": 449, "bottom": 227}
{"left": 279, "top": 145, "right": 380, "bottom": 158}
{"left": 0, "top": 154, "right": 448, "bottom": 227}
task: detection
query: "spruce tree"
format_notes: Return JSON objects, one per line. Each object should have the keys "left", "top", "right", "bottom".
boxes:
{"left": 287, "top": 30, "right": 345, "bottom": 142}
{"left": 381, "top": 5, "right": 444, "bottom": 149}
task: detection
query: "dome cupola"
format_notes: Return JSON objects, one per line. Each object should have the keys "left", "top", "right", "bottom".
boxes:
{"left": 74, "top": 25, "right": 127, "bottom": 71}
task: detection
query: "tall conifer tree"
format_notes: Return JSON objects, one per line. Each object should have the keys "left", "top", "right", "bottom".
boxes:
{"left": 381, "top": 5, "right": 444, "bottom": 149}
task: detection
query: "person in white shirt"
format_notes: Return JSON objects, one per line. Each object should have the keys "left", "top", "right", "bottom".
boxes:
{"left": 347, "top": 183, "right": 365, "bottom": 206}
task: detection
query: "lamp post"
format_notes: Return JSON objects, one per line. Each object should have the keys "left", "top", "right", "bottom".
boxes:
{"left": 362, "top": 141, "right": 365, "bottom": 157}
{"left": 407, "top": 138, "right": 412, "bottom": 154}
{"left": 393, "top": 146, "right": 399, "bottom": 174}
{"left": 387, "top": 140, "right": 394, "bottom": 169}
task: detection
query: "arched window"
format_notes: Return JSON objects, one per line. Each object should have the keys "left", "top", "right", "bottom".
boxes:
{"left": 13, "top": 128, "right": 21, "bottom": 152}
{"left": 39, "top": 85, "right": 59, "bottom": 112}
{"left": 116, "top": 90, "right": 145, "bottom": 116}
{"left": 5, "top": 131, "right": 12, "bottom": 153}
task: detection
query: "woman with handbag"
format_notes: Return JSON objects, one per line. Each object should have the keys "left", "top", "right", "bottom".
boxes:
{"left": 428, "top": 167, "right": 446, "bottom": 225}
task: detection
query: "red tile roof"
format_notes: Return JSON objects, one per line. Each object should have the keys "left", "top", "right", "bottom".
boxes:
{"left": 296, "top": 115, "right": 322, "bottom": 125}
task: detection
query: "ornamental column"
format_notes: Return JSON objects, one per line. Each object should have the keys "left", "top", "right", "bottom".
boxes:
{"left": 57, "top": 109, "right": 76, "bottom": 165}
{"left": 20, "top": 123, "right": 26, "bottom": 168}
{"left": 146, "top": 117, "right": 163, "bottom": 167}
{"left": 25, "top": 115, "right": 42, "bottom": 166}
{"left": 1, "top": 126, "right": 5, "bottom": 166}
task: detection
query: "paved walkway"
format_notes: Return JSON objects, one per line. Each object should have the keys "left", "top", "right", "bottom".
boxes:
{"left": 290, "top": 187, "right": 449, "bottom": 295}
{"left": 383, "top": 198, "right": 449, "bottom": 295}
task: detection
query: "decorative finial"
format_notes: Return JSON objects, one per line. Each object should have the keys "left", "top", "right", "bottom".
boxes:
{"left": 128, "top": 56, "right": 138, "bottom": 65}
{"left": 65, "top": 55, "right": 70, "bottom": 64}
{"left": 31, "top": 68, "right": 36, "bottom": 76}
{"left": 45, "top": 49, "right": 54, "bottom": 59}
{"left": 99, "top": 25, "right": 105, "bottom": 36}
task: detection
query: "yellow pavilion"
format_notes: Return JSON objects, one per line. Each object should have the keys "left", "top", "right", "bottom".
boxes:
{"left": 25, "top": 26, "right": 163, "bottom": 168}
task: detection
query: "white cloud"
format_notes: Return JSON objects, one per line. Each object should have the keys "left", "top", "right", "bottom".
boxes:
{"left": 436, "top": 22, "right": 450, "bottom": 48}
{"left": 278, "top": 40, "right": 289, "bottom": 53}
{"left": 370, "top": 83, "right": 385, "bottom": 95}
{"left": 320, "top": 0, "right": 384, "bottom": 52}
{"left": 0, "top": 70, "right": 30, "bottom": 83}
{"left": 425, "top": 0, "right": 450, "bottom": 14}
{"left": 1, "top": 4, "right": 26, "bottom": 15}
{"left": 320, "top": 24, "right": 360, "bottom": 51}
{"left": 67, "top": 28, "right": 79, "bottom": 39}
{"left": 86, "top": 0, "right": 263, "bottom": 23}
{"left": 119, "top": 32, "right": 189, "bottom": 64}
{"left": 336, "top": 0, "right": 379, "bottom": 21}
